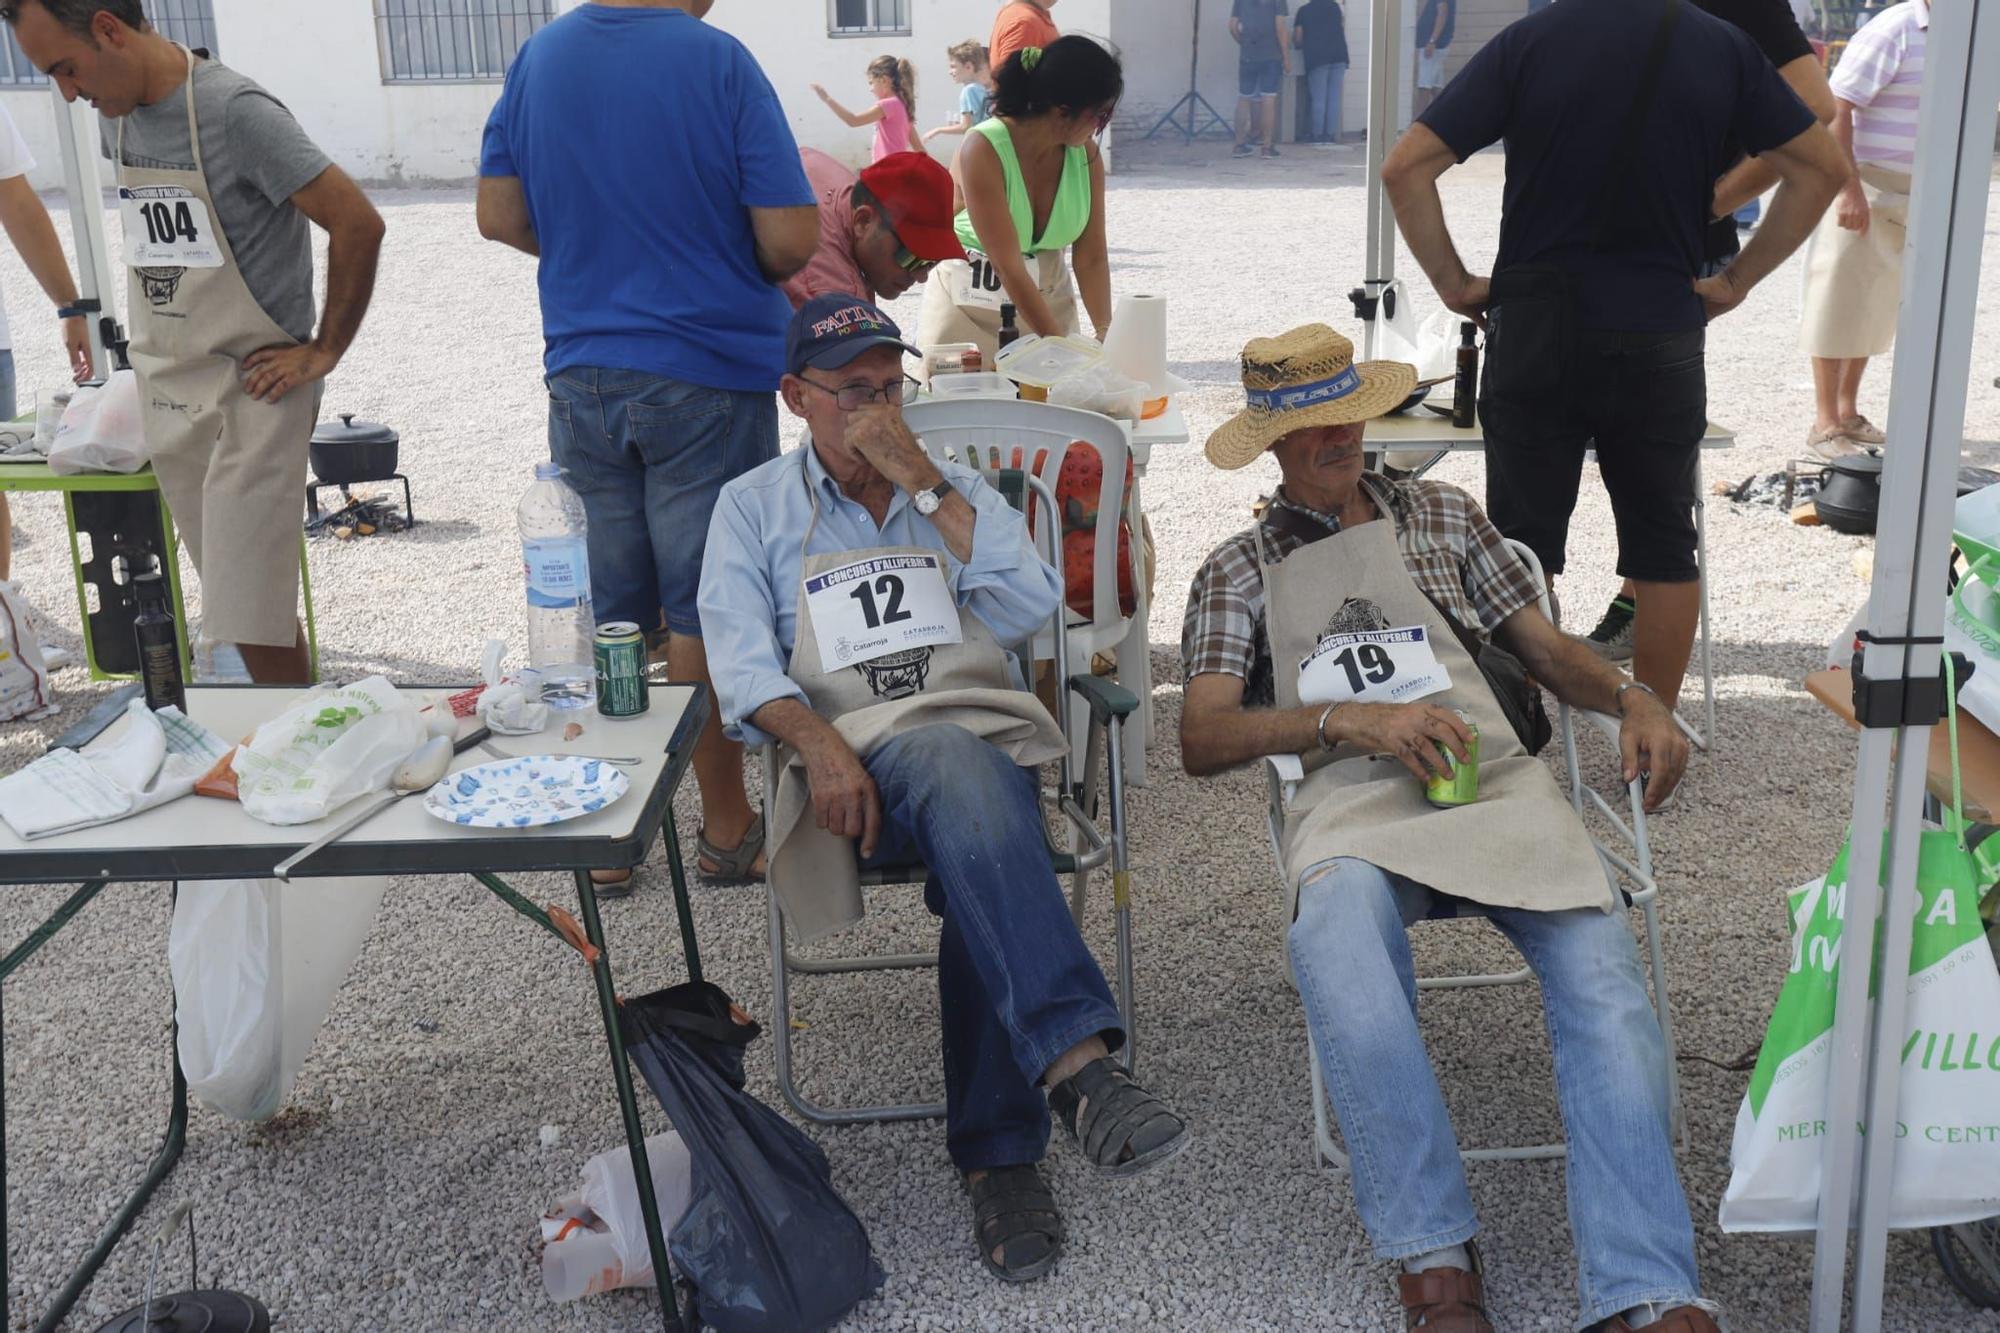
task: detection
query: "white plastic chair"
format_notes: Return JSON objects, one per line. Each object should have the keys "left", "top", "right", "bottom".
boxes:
{"left": 1264, "top": 538, "right": 1683, "bottom": 1169}
{"left": 902, "top": 398, "right": 1140, "bottom": 776}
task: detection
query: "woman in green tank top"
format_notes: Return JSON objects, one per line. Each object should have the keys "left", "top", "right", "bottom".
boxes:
{"left": 916, "top": 36, "right": 1123, "bottom": 368}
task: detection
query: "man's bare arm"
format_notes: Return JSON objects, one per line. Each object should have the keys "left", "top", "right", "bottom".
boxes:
{"left": 750, "top": 204, "right": 821, "bottom": 284}
{"left": 1695, "top": 118, "right": 1846, "bottom": 319}
{"left": 1180, "top": 673, "right": 1472, "bottom": 783}
{"left": 751, "top": 697, "right": 884, "bottom": 857}
{"left": 1381, "top": 122, "right": 1489, "bottom": 325}
{"left": 1712, "top": 53, "right": 1838, "bottom": 217}
{"left": 476, "top": 174, "right": 538, "bottom": 256}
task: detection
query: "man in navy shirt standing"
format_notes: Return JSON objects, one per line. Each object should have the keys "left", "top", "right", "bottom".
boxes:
{"left": 1382, "top": 0, "right": 1844, "bottom": 720}
{"left": 478, "top": 0, "right": 818, "bottom": 891}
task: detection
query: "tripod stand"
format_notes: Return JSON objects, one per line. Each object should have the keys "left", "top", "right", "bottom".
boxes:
{"left": 1146, "top": 0, "right": 1232, "bottom": 141}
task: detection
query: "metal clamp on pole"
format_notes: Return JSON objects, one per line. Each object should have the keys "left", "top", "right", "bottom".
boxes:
{"left": 1348, "top": 285, "right": 1380, "bottom": 323}
{"left": 1847, "top": 632, "right": 1968, "bottom": 728}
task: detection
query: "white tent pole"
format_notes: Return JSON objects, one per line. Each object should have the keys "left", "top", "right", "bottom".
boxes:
{"left": 1809, "top": 0, "right": 2000, "bottom": 1326}
{"left": 49, "top": 85, "right": 117, "bottom": 382}
{"left": 1360, "top": 0, "right": 1402, "bottom": 360}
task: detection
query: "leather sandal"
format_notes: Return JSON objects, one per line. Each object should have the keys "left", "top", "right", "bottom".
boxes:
{"left": 1399, "top": 1241, "right": 1492, "bottom": 1332}
{"left": 1047, "top": 1057, "right": 1188, "bottom": 1177}
{"left": 966, "top": 1164, "right": 1064, "bottom": 1283}
{"left": 696, "top": 813, "right": 765, "bottom": 886}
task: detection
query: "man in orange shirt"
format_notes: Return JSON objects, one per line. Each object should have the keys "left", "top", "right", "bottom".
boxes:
{"left": 989, "top": 0, "right": 1058, "bottom": 71}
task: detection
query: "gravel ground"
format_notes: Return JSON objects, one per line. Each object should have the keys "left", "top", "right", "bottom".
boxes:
{"left": 1, "top": 143, "right": 1998, "bottom": 1331}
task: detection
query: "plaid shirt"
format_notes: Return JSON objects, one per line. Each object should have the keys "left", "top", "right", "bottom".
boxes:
{"left": 1180, "top": 473, "right": 1541, "bottom": 706}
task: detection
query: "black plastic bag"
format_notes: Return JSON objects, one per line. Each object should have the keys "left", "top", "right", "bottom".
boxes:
{"left": 619, "top": 981, "right": 884, "bottom": 1333}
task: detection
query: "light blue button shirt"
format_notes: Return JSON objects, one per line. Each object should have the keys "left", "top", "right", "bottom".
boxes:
{"left": 699, "top": 443, "right": 1064, "bottom": 748}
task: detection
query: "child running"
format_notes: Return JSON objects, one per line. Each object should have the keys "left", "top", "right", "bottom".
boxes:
{"left": 924, "top": 40, "right": 994, "bottom": 144}
{"left": 812, "top": 55, "right": 921, "bottom": 163}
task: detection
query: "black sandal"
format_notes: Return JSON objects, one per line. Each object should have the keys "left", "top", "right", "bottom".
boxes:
{"left": 1048, "top": 1057, "right": 1189, "bottom": 1178}
{"left": 966, "top": 1164, "right": 1064, "bottom": 1283}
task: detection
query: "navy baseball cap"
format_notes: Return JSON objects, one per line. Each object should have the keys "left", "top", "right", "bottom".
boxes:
{"left": 786, "top": 295, "right": 921, "bottom": 377}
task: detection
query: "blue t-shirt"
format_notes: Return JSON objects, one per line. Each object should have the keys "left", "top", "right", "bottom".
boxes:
{"left": 1420, "top": 0, "right": 1813, "bottom": 331}
{"left": 960, "top": 81, "right": 992, "bottom": 123}
{"left": 479, "top": 6, "right": 813, "bottom": 390}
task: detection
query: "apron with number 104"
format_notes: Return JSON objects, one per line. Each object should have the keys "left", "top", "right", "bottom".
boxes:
{"left": 118, "top": 45, "right": 319, "bottom": 649}
{"left": 765, "top": 451, "right": 1066, "bottom": 943}
{"left": 1258, "top": 497, "right": 1605, "bottom": 917}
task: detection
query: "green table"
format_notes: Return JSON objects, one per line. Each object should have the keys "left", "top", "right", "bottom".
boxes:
{"left": 0, "top": 460, "right": 317, "bottom": 682}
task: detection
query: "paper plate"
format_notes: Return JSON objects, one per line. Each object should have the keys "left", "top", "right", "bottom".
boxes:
{"left": 423, "top": 755, "right": 629, "bottom": 829}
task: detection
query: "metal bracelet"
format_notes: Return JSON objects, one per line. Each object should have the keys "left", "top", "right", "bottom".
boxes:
{"left": 1615, "top": 680, "right": 1659, "bottom": 712}
{"left": 1316, "top": 701, "right": 1342, "bottom": 750}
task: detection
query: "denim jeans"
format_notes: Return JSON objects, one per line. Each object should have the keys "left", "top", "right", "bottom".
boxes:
{"left": 0, "top": 348, "right": 16, "bottom": 420}
{"left": 546, "top": 368, "right": 777, "bottom": 636}
{"left": 1288, "top": 857, "right": 1699, "bottom": 1328}
{"left": 1307, "top": 62, "right": 1346, "bottom": 139}
{"left": 859, "top": 724, "right": 1125, "bottom": 1170}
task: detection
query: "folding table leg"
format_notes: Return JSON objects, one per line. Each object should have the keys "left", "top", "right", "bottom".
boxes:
{"left": 571, "top": 870, "right": 686, "bottom": 1333}
{"left": 659, "top": 820, "right": 702, "bottom": 985}
{"left": 0, "top": 882, "right": 188, "bottom": 1333}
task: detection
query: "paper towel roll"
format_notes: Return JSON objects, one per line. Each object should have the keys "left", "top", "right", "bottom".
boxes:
{"left": 1103, "top": 293, "right": 1181, "bottom": 399}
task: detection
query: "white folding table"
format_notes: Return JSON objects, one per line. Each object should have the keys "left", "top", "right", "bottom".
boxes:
{"left": 0, "top": 683, "right": 709, "bottom": 1333}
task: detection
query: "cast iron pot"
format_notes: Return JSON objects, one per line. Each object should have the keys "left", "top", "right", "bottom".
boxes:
{"left": 309, "top": 413, "right": 399, "bottom": 485}
{"left": 1816, "top": 453, "right": 1882, "bottom": 535}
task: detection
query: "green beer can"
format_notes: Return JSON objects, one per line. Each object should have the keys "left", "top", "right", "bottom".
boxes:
{"left": 1424, "top": 710, "right": 1480, "bottom": 808}
{"left": 594, "top": 621, "right": 649, "bottom": 718}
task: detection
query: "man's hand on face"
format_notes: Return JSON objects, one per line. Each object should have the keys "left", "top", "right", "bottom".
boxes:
{"left": 847, "top": 403, "right": 940, "bottom": 493}
{"left": 1618, "top": 688, "right": 1689, "bottom": 812}
{"left": 804, "top": 732, "right": 883, "bottom": 859}
{"left": 1336, "top": 701, "right": 1474, "bottom": 783}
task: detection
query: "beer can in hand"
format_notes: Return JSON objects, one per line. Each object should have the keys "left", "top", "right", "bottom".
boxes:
{"left": 1424, "top": 710, "right": 1480, "bottom": 808}
{"left": 594, "top": 622, "right": 649, "bottom": 717}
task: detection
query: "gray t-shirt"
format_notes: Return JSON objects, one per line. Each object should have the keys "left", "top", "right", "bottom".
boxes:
{"left": 103, "top": 55, "right": 332, "bottom": 343}
{"left": 1232, "top": 0, "right": 1291, "bottom": 63}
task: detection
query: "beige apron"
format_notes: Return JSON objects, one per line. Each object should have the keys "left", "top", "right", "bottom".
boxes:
{"left": 767, "top": 452, "right": 1066, "bottom": 943}
{"left": 915, "top": 248, "right": 1079, "bottom": 376}
{"left": 119, "top": 45, "right": 319, "bottom": 648}
{"left": 1799, "top": 164, "right": 1911, "bottom": 361}
{"left": 1261, "top": 500, "right": 1608, "bottom": 917}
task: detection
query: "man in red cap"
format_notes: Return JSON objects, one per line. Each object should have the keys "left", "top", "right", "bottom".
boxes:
{"left": 783, "top": 149, "right": 965, "bottom": 309}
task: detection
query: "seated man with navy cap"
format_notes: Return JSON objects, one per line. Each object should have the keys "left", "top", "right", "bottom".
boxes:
{"left": 698, "top": 294, "right": 1188, "bottom": 1285}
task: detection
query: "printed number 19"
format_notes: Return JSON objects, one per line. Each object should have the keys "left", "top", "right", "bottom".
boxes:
{"left": 849, "top": 574, "right": 911, "bottom": 629}
{"left": 1330, "top": 643, "right": 1395, "bottom": 694}
{"left": 135, "top": 200, "right": 199, "bottom": 247}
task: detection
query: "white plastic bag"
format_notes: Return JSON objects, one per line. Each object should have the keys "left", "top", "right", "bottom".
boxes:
{"left": 580, "top": 1130, "right": 694, "bottom": 1280}
{"left": 1720, "top": 838, "right": 2000, "bottom": 1232}
{"left": 47, "top": 370, "right": 147, "bottom": 475}
{"left": 1049, "top": 361, "right": 1150, "bottom": 420}
{"left": 232, "top": 675, "right": 426, "bottom": 825}
{"left": 169, "top": 875, "right": 388, "bottom": 1121}
{"left": 0, "top": 579, "right": 55, "bottom": 722}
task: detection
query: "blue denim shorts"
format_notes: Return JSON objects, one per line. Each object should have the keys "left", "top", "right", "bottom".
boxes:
{"left": 1239, "top": 58, "right": 1283, "bottom": 99}
{"left": 546, "top": 368, "right": 778, "bottom": 636}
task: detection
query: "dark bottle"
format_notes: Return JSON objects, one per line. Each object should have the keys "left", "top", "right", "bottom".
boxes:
{"left": 1452, "top": 320, "right": 1478, "bottom": 430}
{"left": 997, "top": 302, "right": 1020, "bottom": 352}
{"left": 132, "top": 572, "right": 185, "bottom": 713}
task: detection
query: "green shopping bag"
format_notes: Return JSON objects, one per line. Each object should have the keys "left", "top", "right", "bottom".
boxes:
{"left": 1721, "top": 663, "right": 2000, "bottom": 1232}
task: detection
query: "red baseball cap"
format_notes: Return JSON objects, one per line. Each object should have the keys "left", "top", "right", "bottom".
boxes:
{"left": 857, "top": 152, "right": 967, "bottom": 264}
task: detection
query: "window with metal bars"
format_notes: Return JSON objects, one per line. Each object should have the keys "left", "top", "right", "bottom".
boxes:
{"left": 375, "top": 0, "right": 555, "bottom": 83}
{"left": 0, "top": 0, "right": 217, "bottom": 87}
{"left": 829, "top": 0, "right": 910, "bottom": 37}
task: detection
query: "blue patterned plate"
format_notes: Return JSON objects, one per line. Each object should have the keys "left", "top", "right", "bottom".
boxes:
{"left": 422, "top": 755, "right": 630, "bottom": 829}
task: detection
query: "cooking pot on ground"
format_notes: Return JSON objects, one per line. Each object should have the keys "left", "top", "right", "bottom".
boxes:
{"left": 1816, "top": 453, "right": 1882, "bottom": 535}
{"left": 309, "top": 413, "right": 399, "bottom": 485}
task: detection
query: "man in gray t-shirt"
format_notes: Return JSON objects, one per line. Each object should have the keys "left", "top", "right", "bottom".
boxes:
{"left": 102, "top": 54, "right": 331, "bottom": 343}
{"left": 1230, "top": 0, "right": 1291, "bottom": 159}
{"left": 8, "top": 0, "right": 386, "bottom": 683}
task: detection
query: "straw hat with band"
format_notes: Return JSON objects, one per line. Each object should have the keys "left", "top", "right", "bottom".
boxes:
{"left": 1205, "top": 324, "right": 1417, "bottom": 471}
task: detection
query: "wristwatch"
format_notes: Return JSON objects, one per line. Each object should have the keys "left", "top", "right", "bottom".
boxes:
{"left": 912, "top": 476, "right": 953, "bottom": 517}
{"left": 1616, "top": 680, "right": 1660, "bottom": 712}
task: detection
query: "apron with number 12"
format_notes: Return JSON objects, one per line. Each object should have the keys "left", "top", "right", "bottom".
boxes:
{"left": 1258, "top": 500, "right": 1605, "bottom": 917}
{"left": 117, "top": 44, "right": 319, "bottom": 648}
{"left": 765, "top": 452, "right": 1066, "bottom": 942}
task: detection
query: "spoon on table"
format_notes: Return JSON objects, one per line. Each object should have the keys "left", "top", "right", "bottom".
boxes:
{"left": 272, "top": 728, "right": 489, "bottom": 880}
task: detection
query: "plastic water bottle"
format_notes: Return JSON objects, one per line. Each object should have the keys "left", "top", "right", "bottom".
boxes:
{"left": 518, "top": 462, "right": 597, "bottom": 710}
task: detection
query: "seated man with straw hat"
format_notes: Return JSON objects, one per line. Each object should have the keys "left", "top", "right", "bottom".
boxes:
{"left": 1178, "top": 325, "right": 1712, "bottom": 1333}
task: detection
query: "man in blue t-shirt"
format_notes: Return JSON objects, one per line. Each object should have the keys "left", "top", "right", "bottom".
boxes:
{"left": 1381, "top": 0, "right": 1844, "bottom": 724}
{"left": 478, "top": 0, "right": 817, "bottom": 891}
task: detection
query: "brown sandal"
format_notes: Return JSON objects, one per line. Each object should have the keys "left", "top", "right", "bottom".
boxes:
{"left": 1398, "top": 1242, "right": 1491, "bottom": 1332}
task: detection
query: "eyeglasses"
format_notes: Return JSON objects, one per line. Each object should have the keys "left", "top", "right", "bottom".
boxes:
{"left": 800, "top": 372, "right": 924, "bottom": 412}
{"left": 884, "top": 222, "right": 934, "bottom": 276}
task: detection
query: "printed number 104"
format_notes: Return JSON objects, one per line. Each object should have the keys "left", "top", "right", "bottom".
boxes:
{"left": 136, "top": 201, "right": 199, "bottom": 247}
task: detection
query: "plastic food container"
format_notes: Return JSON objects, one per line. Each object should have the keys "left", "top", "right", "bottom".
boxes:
{"left": 923, "top": 343, "right": 984, "bottom": 377}
{"left": 995, "top": 334, "right": 1105, "bottom": 390}
{"left": 924, "top": 372, "right": 1018, "bottom": 400}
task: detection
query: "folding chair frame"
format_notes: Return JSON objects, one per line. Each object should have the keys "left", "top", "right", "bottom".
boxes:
{"left": 1266, "top": 539, "right": 1683, "bottom": 1171}
{"left": 765, "top": 473, "right": 1141, "bottom": 1125}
